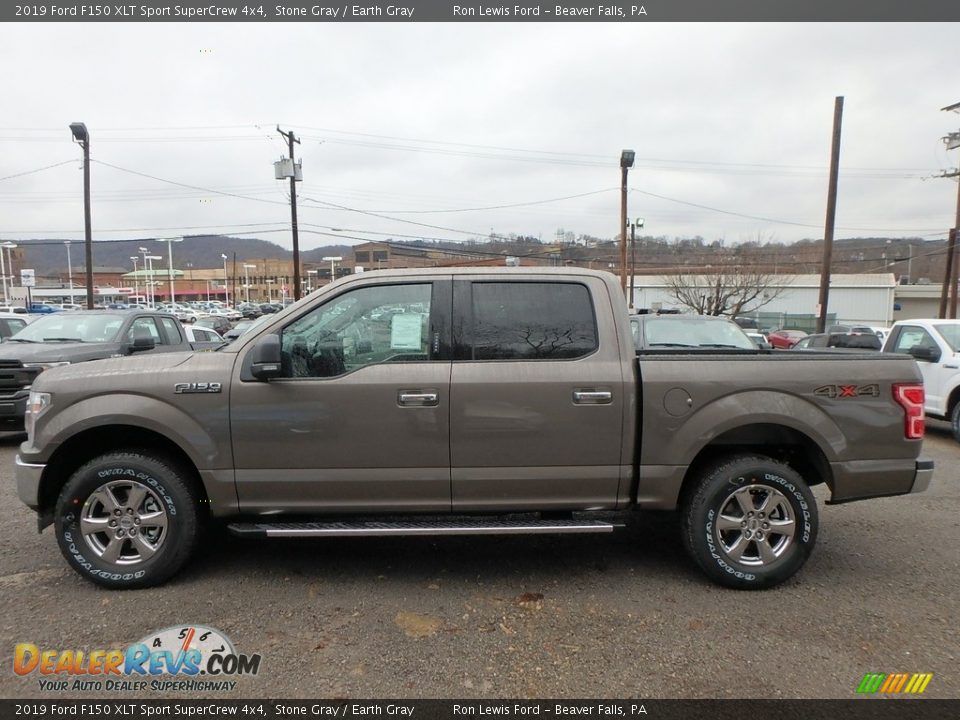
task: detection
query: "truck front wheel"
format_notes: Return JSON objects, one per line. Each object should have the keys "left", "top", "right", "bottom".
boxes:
{"left": 681, "top": 455, "right": 818, "bottom": 590}
{"left": 54, "top": 452, "right": 200, "bottom": 589}
{"left": 951, "top": 401, "right": 960, "bottom": 444}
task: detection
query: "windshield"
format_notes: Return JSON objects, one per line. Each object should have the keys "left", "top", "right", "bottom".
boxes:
{"left": 10, "top": 314, "right": 124, "bottom": 343}
{"left": 643, "top": 317, "right": 756, "bottom": 350}
{"left": 935, "top": 324, "right": 960, "bottom": 352}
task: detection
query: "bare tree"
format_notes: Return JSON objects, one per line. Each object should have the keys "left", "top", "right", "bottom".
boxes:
{"left": 663, "top": 263, "right": 788, "bottom": 317}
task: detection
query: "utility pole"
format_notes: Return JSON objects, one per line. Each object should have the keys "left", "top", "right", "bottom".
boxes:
{"left": 817, "top": 96, "right": 844, "bottom": 333}
{"left": 69, "top": 123, "right": 94, "bottom": 309}
{"left": 938, "top": 102, "right": 960, "bottom": 319}
{"left": 276, "top": 126, "right": 302, "bottom": 301}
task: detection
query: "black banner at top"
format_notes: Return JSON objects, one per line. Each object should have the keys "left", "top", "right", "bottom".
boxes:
{"left": 4, "top": 0, "right": 960, "bottom": 23}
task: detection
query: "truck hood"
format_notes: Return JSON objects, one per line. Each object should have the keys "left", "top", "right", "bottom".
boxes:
{"left": 31, "top": 351, "right": 199, "bottom": 390}
{"left": 0, "top": 341, "right": 127, "bottom": 364}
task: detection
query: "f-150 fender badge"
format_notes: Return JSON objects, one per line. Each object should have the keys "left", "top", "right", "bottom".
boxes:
{"left": 174, "top": 382, "right": 222, "bottom": 394}
{"left": 814, "top": 383, "right": 880, "bottom": 399}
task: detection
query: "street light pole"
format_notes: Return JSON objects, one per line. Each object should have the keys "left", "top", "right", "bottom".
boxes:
{"left": 130, "top": 256, "right": 139, "bottom": 302}
{"left": 619, "top": 150, "right": 636, "bottom": 299}
{"left": 156, "top": 237, "right": 182, "bottom": 305}
{"left": 322, "top": 256, "right": 342, "bottom": 285}
{"left": 145, "top": 255, "right": 162, "bottom": 307}
{"left": 243, "top": 264, "right": 256, "bottom": 303}
{"left": 64, "top": 241, "right": 75, "bottom": 305}
{"left": 69, "top": 123, "right": 94, "bottom": 309}
{"left": 2, "top": 242, "right": 17, "bottom": 306}
{"left": 221, "top": 253, "right": 229, "bottom": 306}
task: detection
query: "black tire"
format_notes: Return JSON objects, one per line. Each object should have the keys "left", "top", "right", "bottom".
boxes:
{"left": 951, "top": 402, "right": 960, "bottom": 444}
{"left": 681, "top": 454, "right": 818, "bottom": 590}
{"left": 55, "top": 452, "right": 200, "bottom": 589}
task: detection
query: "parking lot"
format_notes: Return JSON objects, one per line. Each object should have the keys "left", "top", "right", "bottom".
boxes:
{"left": 0, "top": 424, "right": 957, "bottom": 700}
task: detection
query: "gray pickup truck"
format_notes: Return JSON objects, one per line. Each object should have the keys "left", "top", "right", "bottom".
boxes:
{"left": 15, "top": 269, "right": 933, "bottom": 590}
{"left": 0, "top": 310, "right": 217, "bottom": 431}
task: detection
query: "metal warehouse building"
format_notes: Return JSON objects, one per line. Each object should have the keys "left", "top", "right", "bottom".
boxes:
{"left": 628, "top": 273, "right": 897, "bottom": 327}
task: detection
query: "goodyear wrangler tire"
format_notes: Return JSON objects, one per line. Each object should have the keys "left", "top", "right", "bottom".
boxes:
{"left": 681, "top": 455, "right": 818, "bottom": 590}
{"left": 54, "top": 452, "right": 200, "bottom": 589}
{"left": 951, "top": 402, "right": 960, "bottom": 444}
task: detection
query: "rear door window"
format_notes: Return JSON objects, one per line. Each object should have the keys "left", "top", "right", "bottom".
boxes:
{"left": 466, "top": 282, "right": 598, "bottom": 360}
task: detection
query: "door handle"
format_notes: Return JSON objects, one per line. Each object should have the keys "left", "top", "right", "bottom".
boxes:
{"left": 398, "top": 391, "right": 439, "bottom": 407}
{"left": 573, "top": 390, "right": 613, "bottom": 404}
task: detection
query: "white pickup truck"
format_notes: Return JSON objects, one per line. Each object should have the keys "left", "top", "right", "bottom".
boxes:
{"left": 883, "top": 318, "right": 960, "bottom": 442}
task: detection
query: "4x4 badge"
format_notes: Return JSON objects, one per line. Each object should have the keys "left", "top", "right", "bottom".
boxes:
{"left": 814, "top": 384, "right": 879, "bottom": 399}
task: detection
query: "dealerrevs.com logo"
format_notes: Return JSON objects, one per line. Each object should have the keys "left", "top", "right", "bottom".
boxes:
{"left": 14, "top": 625, "right": 261, "bottom": 692}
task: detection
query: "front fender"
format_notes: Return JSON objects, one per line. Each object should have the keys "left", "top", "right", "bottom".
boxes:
{"left": 31, "top": 393, "right": 230, "bottom": 470}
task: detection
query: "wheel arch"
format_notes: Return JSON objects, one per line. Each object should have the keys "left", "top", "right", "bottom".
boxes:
{"left": 37, "top": 424, "right": 209, "bottom": 522}
{"left": 677, "top": 423, "right": 833, "bottom": 509}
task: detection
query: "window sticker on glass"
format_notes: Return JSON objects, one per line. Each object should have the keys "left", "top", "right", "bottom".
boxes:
{"left": 391, "top": 314, "right": 423, "bottom": 350}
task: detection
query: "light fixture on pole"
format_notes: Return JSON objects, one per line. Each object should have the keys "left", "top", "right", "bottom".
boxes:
{"left": 307, "top": 269, "right": 318, "bottom": 293}
{"left": 64, "top": 241, "right": 75, "bottom": 305}
{"left": 69, "top": 122, "right": 94, "bottom": 309}
{"left": 156, "top": 237, "right": 182, "bottom": 305}
{"left": 145, "top": 255, "right": 163, "bottom": 307}
{"left": 243, "top": 263, "right": 256, "bottom": 303}
{"left": 619, "top": 149, "right": 636, "bottom": 298}
{"left": 221, "top": 253, "right": 229, "bottom": 306}
{"left": 130, "top": 256, "right": 140, "bottom": 302}
{"left": 322, "top": 256, "right": 342, "bottom": 283}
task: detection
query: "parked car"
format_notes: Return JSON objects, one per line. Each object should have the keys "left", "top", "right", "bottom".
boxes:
{"left": 183, "top": 324, "right": 226, "bottom": 350}
{"left": 0, "top": 310, "right": 196, "bottom": 430}
{"left": 28, "top": 304, "right": 61, "bottom": 314}
{"left": 15, "top": 268, "right": 932, "bottom": 590}
{"left": 0, "top": 313, "right": 31, "bottom": 340}
{"left": 194, "top": 315, "right": 232, "bottom": 336}
{"left": 882, "top": 318, "right": 960, "bottom": 442}
{"left": 630, "top": 314, "right": 758, "bottom": 351}
{"left": 56, "top": 303, "right": 84, "bottom": 311}
{"left": 792, "top": 332, "right": 882, "bottom": 351}
{"left": 767, "top": 329, "right": 808, "bottom": 349}
{"left": 222, "top": 314, "right": 272, "bottom": 342}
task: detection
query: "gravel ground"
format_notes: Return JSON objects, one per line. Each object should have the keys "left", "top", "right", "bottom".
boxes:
{"left": 0, "top": 424, "right": 957, "bottom": 700}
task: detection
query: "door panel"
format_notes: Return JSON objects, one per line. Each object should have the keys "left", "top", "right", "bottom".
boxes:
{"left": 230, "top": 279, "right": 452, "bottom": 513}
{"left": 450, "top": 278, "right": 625, "bottom": 511}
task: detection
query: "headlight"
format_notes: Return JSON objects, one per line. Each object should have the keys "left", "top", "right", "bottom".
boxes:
{"left": 25, "top": 391, "right": 51, "bottom": 441}
{"left": 23, "top": 361, "right": 71, "bottom": 372}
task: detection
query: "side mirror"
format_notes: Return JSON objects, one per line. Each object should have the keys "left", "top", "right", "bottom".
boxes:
{"left": 758, "top": 341, "right": 773, "bottom": 351}
{"left": 129, "top": 335, "right": 156, "bottom": 352}
{"left": 250, "top": 334, "right": 283, "bottom": 381}
{"left": 908, "top": 346, "right": 940, "bottom": 363}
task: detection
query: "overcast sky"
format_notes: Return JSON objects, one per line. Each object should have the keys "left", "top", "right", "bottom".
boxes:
{"left": 2, "top": 22, "right": 959, "bottom": 253}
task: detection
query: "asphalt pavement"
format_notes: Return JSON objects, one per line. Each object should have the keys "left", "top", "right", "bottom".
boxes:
{"left": 0, "top": 425, "right": 957, "bottom": 700}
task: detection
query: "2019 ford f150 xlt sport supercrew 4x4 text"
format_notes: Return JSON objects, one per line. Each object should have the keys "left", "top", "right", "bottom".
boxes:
{"left": 15, "top": 269, "right": 933, "bottom": 590}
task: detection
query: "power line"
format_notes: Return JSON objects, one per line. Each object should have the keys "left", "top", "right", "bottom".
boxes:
{"left": 0, "top": 160, "right": 77, "bottom": 183}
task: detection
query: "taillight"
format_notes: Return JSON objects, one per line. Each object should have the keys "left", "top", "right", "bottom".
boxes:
{"left": 893, "top": 383, "right": 925, "bottom": 439}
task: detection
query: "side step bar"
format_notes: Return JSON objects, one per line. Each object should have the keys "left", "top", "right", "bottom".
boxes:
{"left": 228, "top": 518, "right": 622, "bottom": 538}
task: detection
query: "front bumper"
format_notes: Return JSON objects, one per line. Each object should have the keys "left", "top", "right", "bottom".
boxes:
{"left": 15, "top": 454, "right": 45, "bottom": 510}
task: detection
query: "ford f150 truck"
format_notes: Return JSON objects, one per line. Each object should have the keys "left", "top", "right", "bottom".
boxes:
{"left": 15, "top": 269, "right": 933, "bottom": 590}
{"left": 0, "top": 310, "right": 220, "bottom": 430}
{"left": 882, "top": 318, "right": 960, "bottom": 442}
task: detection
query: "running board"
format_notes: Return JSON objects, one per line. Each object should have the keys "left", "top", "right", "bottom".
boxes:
{"left": 228, "top": 518, "right": 622, "bottom": 538}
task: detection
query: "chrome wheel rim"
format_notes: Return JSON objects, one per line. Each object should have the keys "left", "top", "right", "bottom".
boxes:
{"left": 715, "top": 484, "right": 796, "bottom": 567}
{"left": 80, "top": 480, "right": 168, "bottom": 566}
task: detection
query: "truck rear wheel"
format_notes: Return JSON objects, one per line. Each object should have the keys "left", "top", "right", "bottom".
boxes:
{"left": 54, "top": 452, "right": 200, "bottom": 589}
{"left": 681, "top": 455, "right": 818, "bottom": 590}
